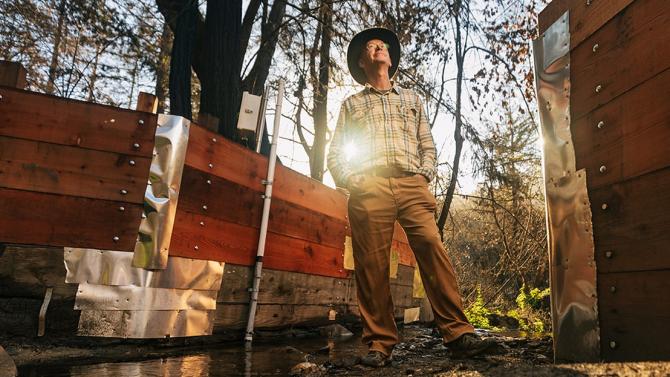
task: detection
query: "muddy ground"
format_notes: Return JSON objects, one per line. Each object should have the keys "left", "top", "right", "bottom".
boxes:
{"left": 5, "top": 324, "right": 670, "bottom": 376}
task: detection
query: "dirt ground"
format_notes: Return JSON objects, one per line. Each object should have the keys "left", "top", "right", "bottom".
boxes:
{"left": 5, "top": 324, "right": 670, "bottom": 376}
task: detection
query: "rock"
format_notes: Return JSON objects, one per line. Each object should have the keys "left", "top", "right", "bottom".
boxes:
{"left": 0, "top": 346, "right": 17, "bottom": 377}
{"left": 486, "top": 313, "right": 520, "bottom": 329}
{"left": 289, "top": 362, "right": 326, "bottom": 376}
{"left": 318, "top": 324, "right": 354, "bottom": 339}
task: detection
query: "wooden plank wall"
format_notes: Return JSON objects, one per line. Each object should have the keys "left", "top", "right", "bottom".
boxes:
{"left": 540, "top": 0, "right": 670, "bottom": 361}
{"left": 170, "top": 123, "right": 417, "bottom": 280}
{"left": 0, "top": 86, "right": 157, "bottom": 251}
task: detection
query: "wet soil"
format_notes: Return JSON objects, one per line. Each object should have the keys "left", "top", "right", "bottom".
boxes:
{"left": 7, "top": 324, "right": 670, "bottom": 376}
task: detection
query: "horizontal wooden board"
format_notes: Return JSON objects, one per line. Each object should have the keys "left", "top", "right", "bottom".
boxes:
{"left": 0, "top": 86, "right": 156, "bottom": 157}
{"left": 184, "top": 124, "right": 347, "bottom": 222}
{"left": 573, "top": 68, "right": 670, "bottom": 189}
{"left": 214, "top": 303, "right": 354, "bottom": 330}
{"left": 538, "top": 0, "right": 568, "bottom": 35}
{"left": 598, "top": 270, "right": 670, "bottom": 361}
{"left": 0, "top": 188, "right": 142, "bottom": 251}
{"left": 569, "top": 0, "right": 635, "bottom": 49}
{"left": 0, "top": 135, "right": 150, "bottom": 203}
{"left": 571, "top": 0, "right": 670, "bottom": 120}
{"left": 178, "top": 166, "right": 347, "bottom": 249}
{"left": 590, "top": 167, "right": 670, "bottom": 273}
{"left": 217, "top": 263, "right": 416, "bottom": 307}
{"left": 169, "top": 210, "right": 348, "bottom": 278}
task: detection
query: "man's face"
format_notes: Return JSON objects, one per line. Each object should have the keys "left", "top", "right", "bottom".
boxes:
{"left": 358, "top": 38, "right": 392, "bottom": 70}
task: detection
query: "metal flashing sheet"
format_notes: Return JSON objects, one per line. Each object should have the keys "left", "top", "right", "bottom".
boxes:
{"left": 74, "top": 284, "right": 217, "bottom": 311}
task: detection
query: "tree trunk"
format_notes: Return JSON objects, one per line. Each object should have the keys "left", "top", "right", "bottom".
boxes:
{"left": 168, "top": 1, "right": 198, "bottom": 119}
{"left": 86, "top": 45, "right": 100, "bottom": 102}
{"left": 46, "top": 0, "right": 67, "bottom": 94}
{"left": 310, "top": 0, "right": 332, "bottom": 182}
{"left": 437, "top": 2, "right": 465, "bottom": 240}
{"left": 199, "top": 0, "right": 242, "bottom": 138}
{"left": 155, "top": 23, "right": 172, "bottom": 114}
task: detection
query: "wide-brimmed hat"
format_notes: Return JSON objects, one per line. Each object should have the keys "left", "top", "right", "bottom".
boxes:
{"left": 347, "top": 27, "right": 401, "bottom": 85}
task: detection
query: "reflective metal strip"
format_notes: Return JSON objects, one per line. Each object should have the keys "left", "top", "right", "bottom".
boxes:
{"left": 132, "top": 114, "right": 191, "bottom": 269}
{"left": 65, "top": 248, "right": 224, "bottom": 291}
{"left": 533, "top": 11, "right": 600, "bottom": 362}
{"left": 74, "top": 284, "right": 217, "bottom": 311}
{"left": 77, "top": 309, "right": 215, "bottom": 338}
{"left": 542, "top": 11, "right": 570, "bottom": 70}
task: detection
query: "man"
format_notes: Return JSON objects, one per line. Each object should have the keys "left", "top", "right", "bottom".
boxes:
{"left": 327, "top": 28, "right": 495, "bottom": 367}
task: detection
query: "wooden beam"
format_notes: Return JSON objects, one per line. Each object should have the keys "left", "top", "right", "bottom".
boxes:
{"left": 591, "top": 167, "right": 670, "bottom": 273}
{"left": 135, "top": 92, "right": 158, "bottom": 114}
{"left": 571, "top": 0, "right": 670, "bottom": 120}
{"left": 0, "top": 87, "right": 157, "bottom": 158}
{"left": 0, "top": 135, "right": 150, "bottom": 203}
{"left": 0, "top": 188, "right": 142, "bottom": 251}
{"left": 573, "top": 67, "right": 670, "bottom": 190}
{"left": 0, "top": 61, "right": 27, "bottom": 89}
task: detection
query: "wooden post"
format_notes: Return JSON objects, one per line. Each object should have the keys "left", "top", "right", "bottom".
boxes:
{"left": 0, "top": 61, "right": 27, "bottom": 89}
{"left": 136, "top": 91, "right": 158, "bottom": 113}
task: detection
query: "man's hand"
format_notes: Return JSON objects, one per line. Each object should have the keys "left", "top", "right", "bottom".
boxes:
{"left": 347, "top": 174, "right": 366, "bottom": 193}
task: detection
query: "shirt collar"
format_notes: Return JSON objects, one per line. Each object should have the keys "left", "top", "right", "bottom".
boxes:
{"left": 364, "top": 81, "right": 400, "bottom": 95}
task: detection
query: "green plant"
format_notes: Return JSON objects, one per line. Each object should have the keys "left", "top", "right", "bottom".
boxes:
{"left": 508, "top": 284, "right": 551, "bottom": 333}
{"left": 464, "top": 286, "right": 492, "bottom": 329}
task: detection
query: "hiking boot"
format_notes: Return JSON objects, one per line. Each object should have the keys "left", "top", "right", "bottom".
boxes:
{"left": 446, "top": 333, "right": 496, "bottom": 357}
{"left": 360, "top": 350, "right": 392, "bottom": 367}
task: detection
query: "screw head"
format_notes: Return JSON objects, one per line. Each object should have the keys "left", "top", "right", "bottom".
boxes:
{"left": 610, "top": 286, "right": 616, "bottom": 293}
{"left": 592, "top": 43, "right": 599, "bottom": 52}
{"left": 206, "top": 179, "right": 212, "bottom": 185}
{"left": 202, "top": 205, "right": 208, "bottom": 211}
{"left": 138, "top": 119, "right": 145, "bottom": 125}
{"left": 0, "top": 94, "right": 3, "bottom": 101}
{"left": 586, "top": 0, "right": 592, "bottom": 5}
{"left": 199, "top": 221, "right": 205, "bottom": 227}
{"left": 599, "top": 165, "right": 607, "bottom": 173}
{"left": 120, "top": 189, "right": 128, "bottom": 195}
{"left": 110, "top": 118, "right": 116, "bottom": 123}
{"left": 129, "top": 160, "right": 136, "bottom": 166}
{"left": 212, "top": 138, "right": 217, "bottom": 143}
{"left": 595, "top": 84, "right": 603, "bottom": 93}
{"left": 605, "top": 251, "right": 613, "bottom": 259}
{"left": 194, "top": 245, "right": 199, "bottom": 251}
{"left": 113, "top": 236, "right": 120, "bottom": 242}
{"left": 132, "top": 143, "right": 140, "bottom": 149}
{"left": 597, "top": 121, "right": 605, "bottom": 129}
{"left": 208, "top": 163, "right": 214, "bottom": 169}
{"left": 609, "top": 341, "right": 617, "bottom": 349}
{"left": 601, "top": 203, "right": 608, "bottom": 210}
{"left": 119, "top": 206, "right": 125, "bottom": 212}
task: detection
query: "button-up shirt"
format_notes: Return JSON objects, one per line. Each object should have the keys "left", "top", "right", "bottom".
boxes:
{"left": 327, "top": 84, "right": 437, "bottom": 187}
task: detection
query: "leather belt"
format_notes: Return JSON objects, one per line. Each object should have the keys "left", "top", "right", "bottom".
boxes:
{"left": 364, "top": 166, "right": 414, "bottom": 178}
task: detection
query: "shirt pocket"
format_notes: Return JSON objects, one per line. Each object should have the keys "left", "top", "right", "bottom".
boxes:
{"left": 398, "top": 104, "right": 419, "bottom": 134}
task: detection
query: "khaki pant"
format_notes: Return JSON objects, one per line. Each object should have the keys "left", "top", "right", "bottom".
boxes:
{"left": 348, "top": 174, "right": 474, "bottom": 356}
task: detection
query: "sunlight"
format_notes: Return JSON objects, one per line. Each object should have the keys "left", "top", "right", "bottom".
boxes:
{"left": 344, "top": 141, "right": 358, "bottom": 161}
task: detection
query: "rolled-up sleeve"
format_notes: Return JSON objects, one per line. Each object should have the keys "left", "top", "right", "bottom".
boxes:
{"left": 415, "top": 96, "right": 437, "bottom": 182}
{"left": 327, "top": 102, "right": 354, "bottom": 187}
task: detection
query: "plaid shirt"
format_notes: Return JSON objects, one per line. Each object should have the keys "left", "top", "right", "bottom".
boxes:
{"left": 327, "top": 84, "right": 437, "bottom": 187}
